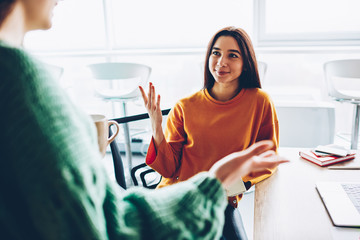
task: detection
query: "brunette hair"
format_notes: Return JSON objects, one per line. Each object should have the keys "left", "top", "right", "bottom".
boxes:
{"left": 0, "top": 0, "right": 15, "bottom": 27}
{"left": 203, "top": 26, "right": 261, "bottom": 90}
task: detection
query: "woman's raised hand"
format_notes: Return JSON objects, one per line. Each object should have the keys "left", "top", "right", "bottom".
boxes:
{"left": 209, "top": 140, "right": 289, "bottom": 189}
{"left": 139, "top": 82, "right": 165, "bottom": 146}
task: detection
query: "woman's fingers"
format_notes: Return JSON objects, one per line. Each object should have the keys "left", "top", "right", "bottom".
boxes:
{"left": 258, "top": 149, "right": 276, "bottom": 158}
{"left": 139, "top": 85, "right": 148, "bottom": 106}
{"left": 151, "top": 84, "right": 156, "bottom": 111}
{"left": 148, "top": 83, "right": 152, "bottom": 108}
{"left": 251, "top": 155, "right": 289, "bottom": 172}
{"left": 156, "top": 94, "right": 161, "bottom": 110}
{"left": 140, "top": 82, "right": 162, "bottom": 114}
{"left": 239, "top": 140, "right": 274, "bottom": 161}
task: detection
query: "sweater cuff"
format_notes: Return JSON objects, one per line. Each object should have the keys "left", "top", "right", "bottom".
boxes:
{"left": 189, "top": 172, "right": 227, "bottom": 204}
{"left": 145, "top": 137, "right": 157, "bottom": 165}
{"left": 145, "top": 137, "right": 167, "bottom": 165}
{"left": 121, "top": 172, "right": 227, "bottom": 239}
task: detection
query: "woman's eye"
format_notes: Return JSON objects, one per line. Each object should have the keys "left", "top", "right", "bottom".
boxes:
{"left": 212, "top": 51, "right": 220, "bottom": 56}
{"left": 229, "top": 53, "right": 239, "bottom": 58}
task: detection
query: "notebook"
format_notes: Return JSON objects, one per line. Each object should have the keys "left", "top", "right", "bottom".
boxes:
{"left": 316, "top": 182, "right": 360, "bottom": 227}
{"left": 299, "top": 150, "right": 355, "bottom": 167}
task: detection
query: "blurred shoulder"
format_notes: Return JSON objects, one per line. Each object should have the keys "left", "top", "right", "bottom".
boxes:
{"left": 0, "top": 42, "right": 32, "bottom": 64}
{"left": 0, "top": 42, "right": 38, "bottom": 77}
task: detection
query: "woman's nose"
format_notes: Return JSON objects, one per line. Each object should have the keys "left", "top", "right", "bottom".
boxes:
{"left": 218, "top": 56, "right": 227, "bottom": 67}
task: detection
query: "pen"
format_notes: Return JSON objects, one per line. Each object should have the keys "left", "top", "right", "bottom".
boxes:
{"left": 328, "top": 166, "right": 360, "bottom": 170}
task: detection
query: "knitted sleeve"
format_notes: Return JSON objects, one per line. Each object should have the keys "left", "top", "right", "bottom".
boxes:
{"left": 103, "top": 172, "right": 227, "bottom": 240}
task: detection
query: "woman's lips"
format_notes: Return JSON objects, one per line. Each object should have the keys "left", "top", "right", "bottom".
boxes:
{"left": 217, "top": 70, "right": 229, "bottom": 76}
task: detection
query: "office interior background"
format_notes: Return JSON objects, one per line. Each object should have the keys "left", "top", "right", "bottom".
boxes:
{"left": 24, "top": 0, "right": 360, "bottom": 149}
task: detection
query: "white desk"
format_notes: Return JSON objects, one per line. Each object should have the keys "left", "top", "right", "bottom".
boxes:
{"left": 254, "top": 147, "right": 360, "bottom": 240}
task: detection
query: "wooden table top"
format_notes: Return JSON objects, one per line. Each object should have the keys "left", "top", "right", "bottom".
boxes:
{"left": 254, "top": 147, "right": 360, "bottom": 240}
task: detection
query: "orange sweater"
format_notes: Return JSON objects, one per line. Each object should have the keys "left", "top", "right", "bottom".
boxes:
{"left": 146, "top": 88, "right": 279, "bottom": 207}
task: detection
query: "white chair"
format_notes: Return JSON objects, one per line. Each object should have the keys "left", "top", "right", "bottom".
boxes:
{"left": 324, "top": 59, "right": 360, "bottom": 149}
{"left": 88, "top": 62, "right": 151, "bottom": 174}
{"left": 257, "top": 61, "right": 268, "bottom": 84}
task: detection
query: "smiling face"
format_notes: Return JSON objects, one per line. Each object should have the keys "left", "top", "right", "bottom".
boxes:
{"left": 208, "top": 36, "right": 244, "bottom": 88}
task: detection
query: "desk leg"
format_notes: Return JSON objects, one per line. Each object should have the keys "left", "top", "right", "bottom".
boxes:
{"left": 351, "top": 104, "right": 360, "bottom": 150}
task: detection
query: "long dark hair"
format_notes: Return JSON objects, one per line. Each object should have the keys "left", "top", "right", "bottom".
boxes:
{"left": 0, "top": 0, "right": 15, "bottom": 27}
{"left": 203, "top": 26, "right": 261, "bottom": 90}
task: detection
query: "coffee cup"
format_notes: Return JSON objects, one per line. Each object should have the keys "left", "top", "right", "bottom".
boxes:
{"left": 90, "top": 114, "right": 119, "bottom": 157}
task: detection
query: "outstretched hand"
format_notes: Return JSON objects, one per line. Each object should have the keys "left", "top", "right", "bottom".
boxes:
{"left": 209, "top": 140, "right": 289, "bottom": 188}
{"left": 139, "top": 82, "right": 165, "bottom": 146}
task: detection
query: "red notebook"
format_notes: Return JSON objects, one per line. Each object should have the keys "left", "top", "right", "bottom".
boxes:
{"left": 299, "top": 150, "right": 356, "bottom": 167}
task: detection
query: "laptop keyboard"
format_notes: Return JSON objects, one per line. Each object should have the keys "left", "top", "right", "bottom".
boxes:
{"left": 342, "top": 183, "right": 360, "bottom": 214}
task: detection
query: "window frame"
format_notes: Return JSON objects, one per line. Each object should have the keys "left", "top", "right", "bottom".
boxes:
{"left": 254, "top": 0, "right": 360, "bottom": 47}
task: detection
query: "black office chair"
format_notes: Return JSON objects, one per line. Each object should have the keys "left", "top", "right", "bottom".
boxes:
{"left": 109, "top": 108, "right": 170, "bottom": 189}
{"left": 109, "top": 128, "right": 127, "bottom": 189}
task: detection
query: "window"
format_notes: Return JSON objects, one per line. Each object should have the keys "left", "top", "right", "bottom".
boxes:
{"left": 24, "top": 0, "right": 106, "bottom": 52}
{"left": 255, "top": 0, "right": 360, "bottom": 46}
{"left": 110, "top": 0, "right": 253, "bottom": 49}
{"left": 24, "top": 0, "right": 254, "bottom": 52}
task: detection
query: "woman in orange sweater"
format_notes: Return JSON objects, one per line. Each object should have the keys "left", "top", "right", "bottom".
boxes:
{"left": 140, "top": 26, "right": 279, "bottom": 239}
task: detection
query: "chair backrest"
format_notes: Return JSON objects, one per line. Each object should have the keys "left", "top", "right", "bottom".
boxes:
{"left": 257, "top": 61, "right": 268, "bottom": 84}
{"left": 109, "top": 128, "right": 127, "bottom": 189}
{"left": 323, "top": 59, "right": 360, "bottom": 100}
{"left": 88, "top": 62, "right": 151, "bottom": 99}
{"left": 109, "top": 108, "right": 171, "bottom": 189}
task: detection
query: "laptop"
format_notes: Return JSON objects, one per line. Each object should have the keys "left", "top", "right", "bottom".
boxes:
{"left": 316, "top": 182, "right": 360, "bottom": 227}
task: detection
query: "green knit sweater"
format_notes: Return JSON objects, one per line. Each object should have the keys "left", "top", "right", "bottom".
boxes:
{"left": 0, "top": 41, "right": 227, "bottom": 240}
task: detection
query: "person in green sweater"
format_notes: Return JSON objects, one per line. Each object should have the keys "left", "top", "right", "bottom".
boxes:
{"left": 0, "top": 0, "right": 288, "bottom": 239}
